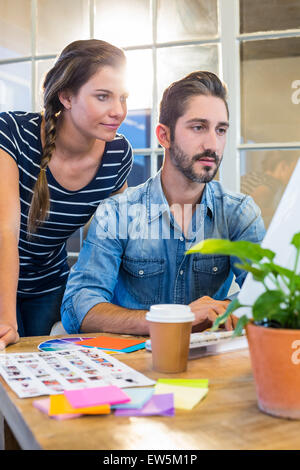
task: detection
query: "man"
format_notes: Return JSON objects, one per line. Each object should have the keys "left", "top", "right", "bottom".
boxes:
{"left": 61, "top": 71, "right": 265, "bottom": 335}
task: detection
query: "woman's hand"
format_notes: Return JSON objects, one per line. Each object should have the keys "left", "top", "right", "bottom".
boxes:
{"left": 0, "top": 323, "right": 19, "bottom": 350}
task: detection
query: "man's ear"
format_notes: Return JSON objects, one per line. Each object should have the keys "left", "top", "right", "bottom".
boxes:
{"left": 156, "top": 123, "right": 171, "bottom": 149}
{"left": 58, "top": 89, "right": 73, "bottom": 110}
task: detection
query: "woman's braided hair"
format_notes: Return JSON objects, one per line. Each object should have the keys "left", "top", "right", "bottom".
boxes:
{"left": 27, "top": 39, "right": 126, "bottom": 234}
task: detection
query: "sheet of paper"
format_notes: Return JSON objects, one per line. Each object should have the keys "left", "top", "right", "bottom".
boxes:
{"left": 49, "top": 394, "right": 110, "bottom": 416}
{"left": 154, "top": 383, "right": 208, "bottom": 410}
{"left": 64, "top": 385, "right": 130, "bottom": 408}
{"left": 0, "top": 347, "right": 155, "bottom": 398}
{"left": 33, "top": 398, "right": 82, "bottom": 420}
{"left": 111, "top": 387, "right": 154, "bottom": 409}
{"left": 76, "top": 336, "right": 146, "bottom": 351}
{"left": 114, "top": 393, "right": 174, "bottom": 417}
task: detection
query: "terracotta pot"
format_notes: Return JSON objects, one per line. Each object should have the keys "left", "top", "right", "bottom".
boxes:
{"left": 246, "top": 323, "right": 300, "bottom": 419}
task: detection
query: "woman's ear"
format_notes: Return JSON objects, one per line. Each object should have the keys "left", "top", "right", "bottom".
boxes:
{"left": 58, "top": 90, "right": 73, "bottom": 110}
{"left": 156, "top": 123, "right": 171, "bottom": 149}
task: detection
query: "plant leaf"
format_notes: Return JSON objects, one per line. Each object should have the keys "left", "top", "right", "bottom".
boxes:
{"left": 233, "top": 315, "right": 250, "bottom": 337}
{"left": 291, "top": 232, "right": 300, "bottom": 249}
{"left": 252, "top": 290, "right": 286, "bottom": 321}
{"left": 211, "top": 298, "right": 242, "bottom": 331}
{"left": 186, "top": 239, "right": 275, "bottom": 263}
{"left": 234, "top": 262, "right": 269, "bottom": 282}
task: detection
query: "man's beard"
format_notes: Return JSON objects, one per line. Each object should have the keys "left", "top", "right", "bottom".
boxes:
{"left": 169, "top": 140, "right": 222, "bottom": 183}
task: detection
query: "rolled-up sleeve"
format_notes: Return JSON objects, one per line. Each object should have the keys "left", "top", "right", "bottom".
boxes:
{"left": 61, "top": 200, "right": 125, "bottom": 333}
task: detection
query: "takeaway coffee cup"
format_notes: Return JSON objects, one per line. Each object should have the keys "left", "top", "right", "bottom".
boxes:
{"left": 146, "top": 304, "right": 195, "bottom": 373}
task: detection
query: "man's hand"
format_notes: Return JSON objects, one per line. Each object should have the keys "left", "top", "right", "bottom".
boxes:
{"left": 0, "top": 323, "right": 19, "bottom": 350}
{"left": 188, "top": 296, "right": 233, "bottom": 332}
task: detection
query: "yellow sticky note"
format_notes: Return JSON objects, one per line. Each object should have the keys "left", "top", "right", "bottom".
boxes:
{"left": 154, "top": 383, "right": 208, "bottom": 410}
{"left": 157, "top": 378, "right": 209, "bottom": 388}
{"left": 49, "top": 394, "right": 110, "bottom": 416}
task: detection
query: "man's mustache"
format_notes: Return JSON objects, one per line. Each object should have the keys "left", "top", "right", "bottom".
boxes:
{"left": 192, "top": 151, "right": 219, "bottom": 163}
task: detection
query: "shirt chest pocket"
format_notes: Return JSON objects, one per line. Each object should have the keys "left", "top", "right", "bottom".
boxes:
{"left": 121, "top": 257, "right": 165, "bottom": 306}
{"left": 192, "top": 255, "right": 229, "bottom": 298}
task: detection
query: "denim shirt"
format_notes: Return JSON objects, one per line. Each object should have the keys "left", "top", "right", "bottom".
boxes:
{"left": 61, "top": 171, "right": 265, "bottom": 333}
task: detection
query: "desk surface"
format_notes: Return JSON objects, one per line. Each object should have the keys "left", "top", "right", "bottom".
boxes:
{"left": 1, "top": 334, "right": 300, "bottom": 450}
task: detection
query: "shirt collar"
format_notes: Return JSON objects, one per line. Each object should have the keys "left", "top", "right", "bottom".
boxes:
{"left": 146, "top": 170, "right": 214, "bottom": 223}
{"left": 146, "top": 170, "right": 169, "bottom": 223}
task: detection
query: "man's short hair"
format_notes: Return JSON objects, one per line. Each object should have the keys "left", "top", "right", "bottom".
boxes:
{"left": 159, "top": 71, "right": 229, "bottom": 140}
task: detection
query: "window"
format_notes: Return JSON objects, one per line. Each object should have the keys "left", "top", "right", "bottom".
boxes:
{"left": 238, "top": 0, "right": 300, "bottom": 227}
{"left": 0, "top": 0, "right": 299, "bottom": 253}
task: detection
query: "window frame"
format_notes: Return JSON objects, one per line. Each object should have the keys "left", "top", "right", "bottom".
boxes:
{"left": 0, "top": 0, "right": 299, "bottom": 256}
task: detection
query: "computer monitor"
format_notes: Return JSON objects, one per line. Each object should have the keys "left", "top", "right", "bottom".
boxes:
{"left": 236, "top": 157, "right": 300, "bottom": 318}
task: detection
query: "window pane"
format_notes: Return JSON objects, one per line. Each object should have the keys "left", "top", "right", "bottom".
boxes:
{"left": 0, "top": 62, "right": 31, "bottom": 112}
{"left": 36, "top": 0, "right": 89, "bottom": 55}
{"left": 125, "top": 49, "right": 153, "bottom": 110}
{"left": 157, "top": 0, "right": 218, "bottom": 43}
{"left": 240, "top": 0, "right": 300, "bottom": 34}
{"left": 0, "top": 0, "right": 31, "bottom": 59}
{"left": 241, "top": 38, "right": 300, "bottom": 143}
{"left": 95, "top": 0, "right": 151, "bottom": 47}
{"left": 127, "top": 155, "right": 151, "bottom": 187}
{"left": 240, "top": 150, "right": 300, "bottom": 228}
{"left": 119, "top": 110, "right": 151, "bottom": 150}
{"left": 157, "top": 154, "right": 164, "bottom": 172}
{"left": 35, "top": 59, "right": 55, "bottom": 112}
{"left": 157, "top": 45, "right": 218, "bottom": 104}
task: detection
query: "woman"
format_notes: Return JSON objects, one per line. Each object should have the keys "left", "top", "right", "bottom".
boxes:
{"left": 0, "top": 39, "right": 132, "bottom": 348}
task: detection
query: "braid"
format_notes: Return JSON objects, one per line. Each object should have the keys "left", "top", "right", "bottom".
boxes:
{"left": 27, "top": 106, "right": 58, "bottom": 235}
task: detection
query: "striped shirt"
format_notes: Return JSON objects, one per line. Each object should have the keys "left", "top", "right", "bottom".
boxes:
{"left": 0, "top": 111, "right": 133, "bottom": 297}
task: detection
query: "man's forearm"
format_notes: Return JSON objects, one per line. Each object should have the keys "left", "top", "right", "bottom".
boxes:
{"left": 80, "top": 302, "right": 150, "bottom": 336}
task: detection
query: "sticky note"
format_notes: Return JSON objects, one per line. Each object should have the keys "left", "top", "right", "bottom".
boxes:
{"left": 154, "top": 383, "right": 208, "bottom": 410}
{"left": 64, "top": 385, "right": 130, "bottom": 408}
{"left": 114, "top": 393, "right": 174, "bottom": 417}
{"left": 49, "top": 394, "right": 110, "bottom": 416}
{"left": 33, "top": 398, "right": 82, "bottom": 420}
{"left": 111, "top": 387, "right": 154, "bottom": 410}
{"left": 157, "top": 378, "right": 209, "bottom": 388}
{"left": 76, "top": 336, "right": 146, "bottom": 351}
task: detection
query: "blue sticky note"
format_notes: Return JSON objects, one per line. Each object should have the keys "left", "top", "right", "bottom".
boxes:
{"left": 97, "top": 343, "right": 146, "bottom": 353}
{"left": 114, "top": 394, "right": 174, "bottom": 417}
{"left": 111, "top": 387, "right": 154, "bottom": 409}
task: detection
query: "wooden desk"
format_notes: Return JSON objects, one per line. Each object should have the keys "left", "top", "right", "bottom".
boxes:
{"left": 1, "top": 334, "right": 300, "bottom": 451}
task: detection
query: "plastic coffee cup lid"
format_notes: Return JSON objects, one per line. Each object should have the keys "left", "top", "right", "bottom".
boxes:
{"left": 145, "top": 304, "right": 195, "bottom": 323}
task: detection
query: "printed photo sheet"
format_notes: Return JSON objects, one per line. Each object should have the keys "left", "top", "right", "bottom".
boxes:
{"left": 0, "top": 348, "right": 155, "bottom": 398}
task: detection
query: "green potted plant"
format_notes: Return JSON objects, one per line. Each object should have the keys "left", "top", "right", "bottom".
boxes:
{"left": 186, "top": 232, "right": 300, "bottom": 419}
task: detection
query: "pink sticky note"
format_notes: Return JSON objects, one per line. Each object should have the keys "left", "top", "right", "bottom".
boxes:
{"left": 64, "top": 386, "right": 130, "bottom": 409}
{"left": 33, "top": 398, "right": 82, "bottom": 420}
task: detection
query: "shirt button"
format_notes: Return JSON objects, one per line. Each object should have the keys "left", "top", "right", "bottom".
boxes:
{"left": 212, "top": 266, "right": 218, "bottom": 272}
{"left": 180, "top": 270, "right": 184, "bottom": 275}
{"left": 139, "top": 270, "right": 144, "bottom": 275}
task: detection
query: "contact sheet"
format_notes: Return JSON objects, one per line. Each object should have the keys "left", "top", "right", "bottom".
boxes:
{"left": 0, "top": 347, "right": 155, "bottom": 398}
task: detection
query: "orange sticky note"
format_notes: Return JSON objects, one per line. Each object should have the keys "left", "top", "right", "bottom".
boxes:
{"left": 76, "top": 336, "right": 145, "bottom": 350}
{"left": 49, "top": 394, "right": 110, "bottom": 416}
